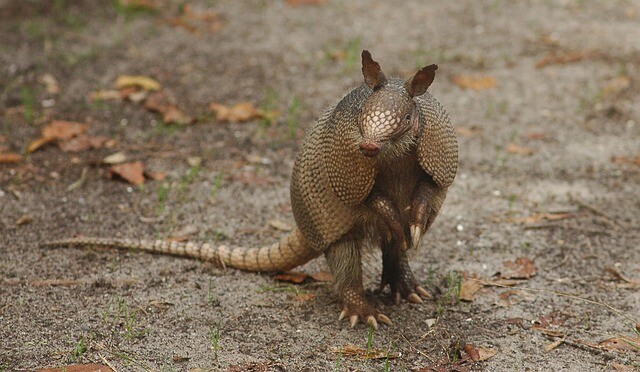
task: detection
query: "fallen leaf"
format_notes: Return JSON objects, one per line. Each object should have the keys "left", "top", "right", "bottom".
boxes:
{"left": 58, "top": 135, "right": 107, "bottom": 153}
{"left": 28, "top": 120, "right": 89, "bottom": 153}
{"left": 88, "top": 89, "right": 121, "bottom": 101}
{"left": 42, "top": 120, "right": 88, "bottom": 141}
{"left": 35, "top": 363, "right": 113, "bottom": 372}
{"left": 102, "top": 151, "right": 127, "bottom": 164}
{"left": 497, "top": 289, "right": 521, "bottom": 307}
{"left": 452, "top": 75, "right": 497, "bottom": 90}
{"left": 611, "top": 362, "right": 636, "bottom": 372}
{"left": 459, "top": 278, "right": 482, "bottom": 302}
{"left": 605, "top": 266, "right": 640, "bottom": 286}
{"left": 501, "top": 257, "right": 536, "bottom": 279}
{"left": 330, "top": 344, "right": 398, "bottom": 360}
{"left": 535, "top": 51, "right": 595, "bottom": 69}
{"left": 286, "top": 0, "right": 325, "bottom": 5}
{"left": 506, "top": 143, "right": 535, "bottom": 155}
{"left": 115, "top": 75, "right": 161, "bottom": 91}
{"left": 601, "top": 76, "right": 631, "bottom": 95}
{"left": 611, "top": 156, "right": 640, "bottom": 166}
{"left": 144, "top": 170, "right": 166, "bottom": 180}
{"left": 162, "top": 105, "right": 193, "bottom": 125}
{"left": 109, "top": 161, "right": 145, "bottom": 186}
{"left": 0, "top": 152, "right": 22, "bottom": 163}
{"left": 596, "top": 336, "right": 640, "bottom": 353}
{"left": 504, "top": 212, "right": 574, "bottom": 225}
{"left": 210, "top": 102, "right": 261, "bottom": 123}
{"left": 310, "top": 271, "right": 333, "bottom": 282}
{"left": 39, "top": 73, "right": 59, "bottom": 94}
{"left": 275, "top": 271, "right": 308, "bottom": 284}
{"left": 15, "top": 214, "right": 32, "bottom": 226}
{"left": 144, "top": 92, "right": 194, "bottom": 124}
{"left": 269, "top": 219, "right": 292, "bottom": 231}
{"left": 464, "top": 344, "right": 497, "bottom": 362}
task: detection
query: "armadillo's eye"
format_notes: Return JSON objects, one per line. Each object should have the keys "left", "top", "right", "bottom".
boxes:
{"left": 404, "top": 113, "right": 411, "bottom": 121}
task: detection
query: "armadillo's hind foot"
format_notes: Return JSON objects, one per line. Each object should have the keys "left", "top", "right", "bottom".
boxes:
{"left": 380, "top": 244, "right": 432, "bottom": 305}
{"left": 338, "top": 287, "right": 392, "bottom": 330}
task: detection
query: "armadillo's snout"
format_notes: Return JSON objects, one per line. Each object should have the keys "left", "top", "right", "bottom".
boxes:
{"left": 359, "top": 141, "right": 380, "bottom": 157}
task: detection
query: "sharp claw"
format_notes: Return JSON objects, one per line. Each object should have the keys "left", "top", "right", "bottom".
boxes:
{"left": 367, "top": 316, "right": 379, "bottom": 330}
{"left": 408, "top": 293, "right": 423, "bottom": 304}
{"left": 339, "top": 309, "right": 348, "bottom": 321}
{"left": 399, "top": 238, "right": 408, "bottom": 251}
{"left": 410, "top": 225, "right": 422, "bottom": 249}
{"left": 349, "top": 315, "right": 359, "bottom": 328}
{"left": 393, "top": 292, "right": 401, "bottom": 305}
{"left": 416, "top": 285, "right": 431, "bottom": 299}
{"left": 377, "top": 314, "right": 392, "bottom": 325}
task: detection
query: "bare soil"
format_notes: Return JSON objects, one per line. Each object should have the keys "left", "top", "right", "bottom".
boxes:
{"left": 1, "top": 0, "right": 639, "bottom": 371}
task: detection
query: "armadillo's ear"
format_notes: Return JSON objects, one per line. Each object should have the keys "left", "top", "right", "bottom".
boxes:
{"left": 361, "top": 50, "right": 387, "bottom": 90}
{"left": 405, "top": 64, "right": 438, "bottom": 98}
{"left": 416, "top": 95, "right": 458, "bottom": 188}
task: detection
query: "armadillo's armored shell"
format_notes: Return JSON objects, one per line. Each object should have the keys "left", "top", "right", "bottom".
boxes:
{"left": 290, "top": 85, "right": 377, "bottom": 252}
{"left": 415, "top": 93, "right": 458, "bottom": 188}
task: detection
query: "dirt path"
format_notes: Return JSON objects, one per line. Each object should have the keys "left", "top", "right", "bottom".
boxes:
{"left": 1, "top": 1, "right": 639, "bottom": 370}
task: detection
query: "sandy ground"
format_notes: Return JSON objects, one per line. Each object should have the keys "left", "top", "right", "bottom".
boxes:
{"left": 1, "top": 0, "right": 639, "bottom": 370}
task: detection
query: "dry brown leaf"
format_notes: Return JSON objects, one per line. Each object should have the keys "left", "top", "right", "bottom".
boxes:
{"left": 58, "top": 135, "right": 107, "bottom": 153}
{"left": 310, "top": 271, "right": 333, "bottom": 282}
{"left": 28, "top": 120, "right": 89, "bottom": 153}
{"left": 15, "top": 214, "right": 33, "bottom": 226}
{"left": 115, "top": 75, "right": 161, "bottom": 91}
{"left": 611, "top": 156, "right": 640, "bottom": 166}
{"left": 605, "top": 266, "right": 640, "bottom": 286}
{"left": 330, "top": 344, "right": 398, "bottom": 360}
{"left": 505, "top": 212, "right": 574, "bottom": 225}
{"left": 144, "top": 170, "right": 166, "bottom": 181}
{"left": 163, "top": 106, "right": 193, "bottom": 125}
{"left": 39, "top": 73, "right": 59, "bottom": 94}
{"left": 596, "top": 336, "right": 640, "bottom": 353}
{"left": 501, "top": 257, "right": 536, "bottom": 279}
{"left": 611, "top": 362, "right": 637, "bottom": 372}
{"left": 144, "top": 92, "right": 193, "bottom": 124}
{"left": 275, "top": 271, "right": 308, "bottom": 284}
{"left": 506, "top": 143, "right": 535, "bottom": 155}
{"left": 459, "top": 278, "right": 482, "bottom": 302}
{"left": 210, "top": 102, "right": 261, "bottom": 123}
{"left": 286, "top": 0, "right": 326, "bottom": 6}
{"left": 35, "top": 363, "right": 113, "bottom": 372}
{"left": 109, "top": 161, "right": 145, "bottom": 186}
{"left": 464, "top": 344, "right": 498, "bottom": 362}
{"left": 88, "top": 89, "right": 121, "bottom": 101}
{"left": 452, "top": 75, "right": 497, "bottom": 90}
{"left": 0, "top": 152, "right": 22, "bottom": 164}
{"left": 535, "top": 51, "right": 594, "bottom": 69}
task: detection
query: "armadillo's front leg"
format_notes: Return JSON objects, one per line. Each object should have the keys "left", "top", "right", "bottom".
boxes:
{"left": 325, "top": 240, "right": 392, "bottom": 330}
{"left": 409, "top": 178, "right": 445, "bottom": 249}
{"left": 380, "top": 241, "right": 431, "bottom": 305}
{"left": 366, "top": 189, "right": 408, "bottom": 251}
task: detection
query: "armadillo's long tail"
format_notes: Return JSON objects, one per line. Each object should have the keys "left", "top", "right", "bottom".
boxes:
{"left": 42, "top": 228, "right": 318, "bottom": 272}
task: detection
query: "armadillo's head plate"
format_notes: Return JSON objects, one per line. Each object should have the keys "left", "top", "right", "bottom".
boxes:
{"left": 358, "top": 83, "right": 417, "bottom": 157}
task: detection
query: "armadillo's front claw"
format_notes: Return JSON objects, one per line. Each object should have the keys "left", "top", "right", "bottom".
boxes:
{"left": 367, "top": 315, "right": 379, "bottom": 330}
{"left": 377, "top": 314, "right": 392, "bottom": 326}
{"left": 410, "top": 224, "right": 422, "bottom": 249}
{"left": 407, "top": 293, "right": 423, "bottom": 304}
{"left": 416, "top": 285, "right": 431, "bottom": 299}
{"left": 349, "top": 315, "right": 359, "bottom": 328}
{"left": 338, "top": 308, "right": 348, "bottom": 321}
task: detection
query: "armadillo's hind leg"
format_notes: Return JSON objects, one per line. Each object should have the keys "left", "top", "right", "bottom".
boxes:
{"left": 380, "top": 240, "right": 431, "bottom": 305}
{"left": 325, "top": 239, "right": 392, "bottom": 330}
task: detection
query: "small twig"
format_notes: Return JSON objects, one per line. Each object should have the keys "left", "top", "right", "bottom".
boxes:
{"left": 571, "top": 196, "right": 627, "bottom": 229}
{"left": 99, "top": 353, "right": 118, "bottom": 372}
{"left": 400, "top": 333, "right": 436, "bottom": 363}
{"left": 67, "top": 166, "right": 88, "bottom": 191}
